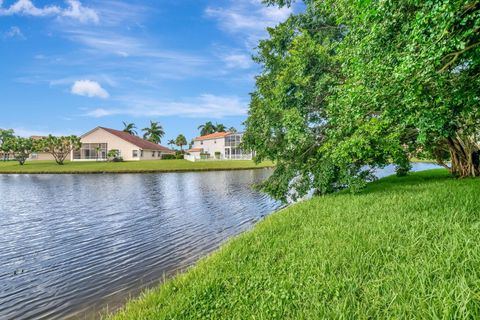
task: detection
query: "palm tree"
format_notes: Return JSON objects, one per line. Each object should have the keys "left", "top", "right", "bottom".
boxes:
{"left": 215, "top": 123, "right": 226, "bottom": 132}
{"left": 175, "top": 134, "right": 187, "bottom": 152}
{"left": 142, "top": 121, "right": 165, "bottom": 144}
{"left": 122, "top": 122, "right": 137, "bottom": 136}
{"left": 168, "top": 139, "right": 176, "bottom": 149}
{"left": 228, "top": 126, "right": 237, "bottom": 133}
{"left": 198, "top": 121, "right": 216, "bottom": 136}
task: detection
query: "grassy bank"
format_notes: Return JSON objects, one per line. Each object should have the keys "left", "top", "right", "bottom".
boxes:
{"left": 110, "top": 169, "right": 480, "bottom": 319}
{"left": 0, "top": 160, "right": 274, "bottom": 174}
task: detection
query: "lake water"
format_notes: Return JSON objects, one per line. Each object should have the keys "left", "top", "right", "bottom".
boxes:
{"left": 0, "top": 163, "right": 441, "bottom": 320}
{"left": 0, "top": 169, "right": 280, "bottom": 319}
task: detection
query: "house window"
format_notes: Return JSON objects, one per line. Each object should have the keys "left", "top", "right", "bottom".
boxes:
{"left": 200, "top": 141, "right": 203, "bottom": 145}
{"left": 133, "top": 150, "right": 139, "bottom": 158}
{"left": 214, "top": 140, "right": 216, "bottom": 144}
{"left": 158, "top": 152, "right": 161, "bottom": 158}
{"left": 152, "top": 151, "right": 155, "bottom": 157}
{"left": 73, "top": 143, "right": 108, "bottom": 160}
{"left": 140, "top": 150, "right": 144, "bottom": 157}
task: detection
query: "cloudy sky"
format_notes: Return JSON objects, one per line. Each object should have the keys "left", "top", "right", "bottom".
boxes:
{"left": 0, "top": 0, "right": 294, "bottom": 142}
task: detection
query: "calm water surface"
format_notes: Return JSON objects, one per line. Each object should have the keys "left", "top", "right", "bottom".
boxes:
{"left": 0, "top": 169, "right": 280, "bottom": 320}
{"left": 0, "top": 163, "right": 440, "bottom": 319}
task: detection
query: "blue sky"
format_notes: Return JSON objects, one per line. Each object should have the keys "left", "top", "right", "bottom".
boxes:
{"left": 0, "top": 0, "right": 293, "bottom": 143}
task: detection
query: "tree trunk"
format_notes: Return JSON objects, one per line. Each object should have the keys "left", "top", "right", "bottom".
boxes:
{"left": 446, "top": 136, "right": 480, "bottom": 177}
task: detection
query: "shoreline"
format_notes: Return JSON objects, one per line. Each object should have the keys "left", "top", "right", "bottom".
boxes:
{"left": 0, "top": 166, "right": 273, "bottom": 175}
{"left": 109, "top": 169, "right": 480, "bottom": 319}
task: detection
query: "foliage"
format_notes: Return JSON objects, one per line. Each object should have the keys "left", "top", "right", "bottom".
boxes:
{"left": 244, "top": 0, "right": 480, "bottom": 201}
{"left": 175, "top": 134, "right": 187, "bottom": 151}
{"left": 215, "top": 123, "right": 226, "bottom": 132}
{"left": 228, "top": 127, "right": 237, "bottom": 133}
{"left": 198, "top": 122, "right": 227, "bottom": 136}
{"left": 198, "top": 121, "right": 216, "bottom": 136}
{"left": 107, "top": 149, "right": 123, "bottom": 162}
{"left": 161, "top": 154, "right": 176, "bottom": 160}
{"left": 142, "top": 121, "right": 165, "bottom": 144}
{"left": 0, "top": 128, "right": 15, "bottom": 160}
{"left": 175, "top": 154, "right": 184, "bottom": 160}
{"left": 122, "top": 122, "right": 138, "bottom": 136}
{"left": 110, "top": 170, "right": 480, "bottom": 319}
{"left": 40, "top": 135, "right": 81, "bottom": 165}
{"left": 2, "top": 136, "right": 38, "bottom": 165}
{"left": 168, "top": 139, "right": 176, "bottom": 149}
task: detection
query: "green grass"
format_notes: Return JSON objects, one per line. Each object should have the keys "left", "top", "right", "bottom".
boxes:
{"left": 109, "top": 169, "right": 480, "bottom": 319}
{"left": 0, "top": 160, "right": 274, "bottom": 173}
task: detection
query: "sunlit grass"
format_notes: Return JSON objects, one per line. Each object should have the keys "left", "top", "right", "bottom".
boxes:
{"left": 0, "top": 160, "right": 274, "bottom": 173}
{"left": 109, "top": 169, "right": 480, "bottom": 319}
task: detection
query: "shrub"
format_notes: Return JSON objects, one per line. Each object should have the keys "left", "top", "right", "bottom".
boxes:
{"left": 107, "top": 149, "right": 123, "bottom": 162}
{"left": 161, "top": 154, "right": 176, "bottom": 160}
{"left": 175, "top": 154, "right": 184, "bottom": 160}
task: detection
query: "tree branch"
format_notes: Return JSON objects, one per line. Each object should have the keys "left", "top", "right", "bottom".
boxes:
{"left": 439, "top": 41, "right": 480, "bottom": 72}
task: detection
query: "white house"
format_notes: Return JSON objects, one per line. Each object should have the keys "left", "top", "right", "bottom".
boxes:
{"left": 186, "top": 132, "right": 253, "bottom": 161}
{"left": 72, "top": 127, "right": 174, "bottom": 161}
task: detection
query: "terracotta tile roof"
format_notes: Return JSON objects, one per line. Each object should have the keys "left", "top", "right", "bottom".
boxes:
{"left": 187, "top": 148, "right": 203, "bottom": 152}
{"left": 30, "top": 136, "right": 47, "bottom": 140}
{"left": 99, "top": 127, "right": 174, "bottom": 153}
{"left": 194, "top": 132, "right": 230, "bottom": 141}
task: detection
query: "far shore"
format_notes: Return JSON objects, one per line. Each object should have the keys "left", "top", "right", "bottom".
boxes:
{"left": 0, "top": 159, "right": 274, "bottom": 174}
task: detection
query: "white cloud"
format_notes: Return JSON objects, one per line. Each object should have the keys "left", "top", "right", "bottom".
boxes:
{"left": 0, "top": 0, "right": 99, "bottom": 23}
{"left": 62, "top": 0, "right": 99, "bottom": 24}
{"left": 205, "top": 0, "right": 293, "bottom": 49}
{"left": 71, "top": 80, "right": 109, "bottom": 98}
{"left": 84, "top": 94, "right": 247, "bottom": 118}
{"left": 222, "top": 53, "right": 253, "bottom": 69}
{"left": 2, "top": 26, "right": 25, "bottom": 39}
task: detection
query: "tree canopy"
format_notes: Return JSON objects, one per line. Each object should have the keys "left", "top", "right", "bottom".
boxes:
{"left": 244, "top": 0, "right": 480, "bottom": 201}
{"left": 122, "top": 122, "right": 138, "bottom": 136}
{"left": 40, "top": 135, "right": 81, "bottom": 165}
{"left": 2, "top": 136, "right": 38, "bottom": 165}
{"left": 175, "top": 134, "right": 187, "bottom": 151}
{"left": 142, "top": 121, "right": 165, "bottom": 144}
{"left": 197, "top": 122, "right": 228, "bottom": 136}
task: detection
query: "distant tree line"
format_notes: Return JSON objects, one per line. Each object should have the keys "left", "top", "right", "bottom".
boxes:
{"left": 0, "top": 129, "right": 81, "bottom": 165}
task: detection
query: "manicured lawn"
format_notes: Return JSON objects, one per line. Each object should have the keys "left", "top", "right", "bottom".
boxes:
{"left": 110, "top": 169, "right": 480, "bottom": 319}
{"left": 0, "top": 160, "right": 274, "bottom": 173}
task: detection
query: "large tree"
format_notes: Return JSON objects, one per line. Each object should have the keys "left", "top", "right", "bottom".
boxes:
{"left": 243, "top": 3, "right": 344, "bottom": 201}
{"left": 0, "top": 129, "right": 15, "bottom": 161}
{"left": 40, "top": 135, "right": 81, "bottom": 165}
{"left": 244, "top": 0, "right": 480, "bottom": 201}
{"left": 142, "top": 121, "right": 165, "bottom": 144}
{"left": 3, "top": 136, "right": 38, "bottom": 165}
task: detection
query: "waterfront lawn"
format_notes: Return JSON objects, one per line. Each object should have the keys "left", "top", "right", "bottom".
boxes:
{"left": 0, "top": 160, "right": 274, "bottom": 173}
{"left": 110, "top": 169, "right": 480, "bottom": 319}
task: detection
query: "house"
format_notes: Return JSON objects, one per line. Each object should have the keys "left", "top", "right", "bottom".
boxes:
{"left": 186, "top": 132, "right": 253, "bottom": 161}
{"left": 72, "top": 127, "right": 174, "bottom": 161}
